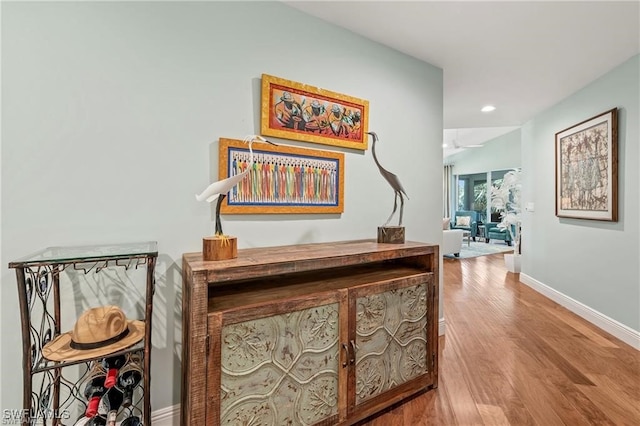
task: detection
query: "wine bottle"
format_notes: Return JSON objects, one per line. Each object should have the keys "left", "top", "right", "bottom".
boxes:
{"left": 107, "top": 411, "right": 117, "bottom": 426}
{"left": 120, "top": 415, "right": 142, "bottom": 426}
{"left": 72, "top": 415, "right": 90, "bottom": 426}
{"left": 117, "top": 369, "right": 142, "bottom": 408}
{"left": 73, "top": 415, "right": 107, "bottom": 426}
{"left": 83, "top": 376, "right": 106, "bottom": 417}
{"left": 101, "top": 355, "right": 126, "bottom": 388}
{"left": 103, "top": 387, "right": 124, "bottom": 426}
{"left": 86, "top": 416, "right": 107, "bottom": 426}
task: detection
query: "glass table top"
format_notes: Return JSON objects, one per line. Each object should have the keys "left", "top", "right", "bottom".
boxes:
{"left": 8, "top": 241, "right": 158, "bottom": 267}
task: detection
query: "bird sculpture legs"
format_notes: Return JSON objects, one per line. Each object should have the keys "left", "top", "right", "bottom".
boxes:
{"left": 383, "top": 191, "right": 405, "bottom": 227}
{"left": 214, "top": 194, "right": 231, "bottom": 246}
{"left": 398, "top": 191, "right": 405, "bottom": 226}
{"left": 382, "top": 194, "right": 398, "bottom": 227}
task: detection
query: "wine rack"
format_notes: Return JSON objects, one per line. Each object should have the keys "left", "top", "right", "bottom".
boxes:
{"left": 9, "top": 242, "right": 157, "bottom": 426}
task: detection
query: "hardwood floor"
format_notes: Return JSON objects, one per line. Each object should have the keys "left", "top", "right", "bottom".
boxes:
{"left": 360, "top": 253, "right": 640, "bottom": 425}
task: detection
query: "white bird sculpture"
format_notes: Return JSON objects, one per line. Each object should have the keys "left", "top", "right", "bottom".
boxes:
{"left": 196, "top": 135, "right": 276, "bottom": 237}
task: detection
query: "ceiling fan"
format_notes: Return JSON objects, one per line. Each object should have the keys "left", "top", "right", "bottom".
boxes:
{"left": 451, "top": 139, "right": 483, "bottom": 150}
{"left": 448, "top": 129, "right": 483, "bottom": 150}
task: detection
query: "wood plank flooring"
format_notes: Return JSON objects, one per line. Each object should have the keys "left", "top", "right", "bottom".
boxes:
{"left": 360, "top": 253, "right": 640, "bottom": 425}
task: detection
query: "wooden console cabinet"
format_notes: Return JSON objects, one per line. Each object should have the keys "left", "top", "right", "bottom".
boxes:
{"left": 181, "top": 240, "right": 439, "bottom": 425}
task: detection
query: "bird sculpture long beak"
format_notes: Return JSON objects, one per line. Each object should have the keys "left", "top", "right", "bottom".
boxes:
{"left": 251, "top": 135, "right": 278, "bottom": 146}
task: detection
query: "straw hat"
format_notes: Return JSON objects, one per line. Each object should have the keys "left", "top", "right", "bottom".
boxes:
{"left": 43, "top": 305, "right": 145, "bottom": 362}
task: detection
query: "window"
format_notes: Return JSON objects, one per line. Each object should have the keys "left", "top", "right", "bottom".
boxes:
{"left": 457, "top": 178, "right": 467, "bottom": 211}
{"left": 455, "top": 172, "right": 487, "bottom": 222}
{"left": 454, "top": 169, "right": 517, "bottom": 223}
{"left": 473, "top": 179, "right": 487, "bottom": 220}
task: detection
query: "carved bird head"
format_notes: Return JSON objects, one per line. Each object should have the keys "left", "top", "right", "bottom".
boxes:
{"left": 242, "top": 135, "right": 277, "bottom": 146}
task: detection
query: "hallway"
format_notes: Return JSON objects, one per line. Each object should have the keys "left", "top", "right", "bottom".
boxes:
{"left": 361, "top": 253, "right": 640, "bottom": 425}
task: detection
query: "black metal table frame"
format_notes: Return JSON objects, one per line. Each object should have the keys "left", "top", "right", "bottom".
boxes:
{"left": 9, "top": 243, "right": 157, "bottom": 426}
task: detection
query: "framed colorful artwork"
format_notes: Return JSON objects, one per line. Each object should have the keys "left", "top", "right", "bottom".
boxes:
{"left": 260, "top": 74, "right": 369, "bottom": 151}
{"left": 555, "top": 108, "right": 618, "bottom": 221}
{"left": 218, "top": 137, "right": 345, "bottom": 214}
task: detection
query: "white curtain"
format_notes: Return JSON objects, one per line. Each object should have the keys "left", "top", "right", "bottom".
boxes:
{"left": 443, "top": 164, "right": 454, "bottom": 218}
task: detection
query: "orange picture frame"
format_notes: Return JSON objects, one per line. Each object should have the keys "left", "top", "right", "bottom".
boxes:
{"left": 260, "top": 74, "right": 369, "bottom": 151}
{"left": 219, "top": 137, "right": 345, "bottom": 214}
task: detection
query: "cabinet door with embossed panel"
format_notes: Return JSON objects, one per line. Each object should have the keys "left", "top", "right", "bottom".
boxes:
{"left": 348, "top": 274, "right": 435, "bottom": 414}
{"left": 208, "top": 291, "right": 347, "bottom": 426}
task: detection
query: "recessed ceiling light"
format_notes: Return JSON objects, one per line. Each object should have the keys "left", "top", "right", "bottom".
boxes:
{"left": 481, "top": 105, "right": 496, "bottom": 112}
{"left": 442, "top": 143, "right": 448, "bottom": 148}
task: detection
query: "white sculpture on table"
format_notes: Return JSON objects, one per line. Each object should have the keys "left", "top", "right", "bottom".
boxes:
{"left": 196, "top": 135, "right": 276, "bottom": 238}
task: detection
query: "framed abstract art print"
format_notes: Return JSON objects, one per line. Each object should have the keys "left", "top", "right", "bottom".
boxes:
{"left": 555, "top": 108, "right": 618, "bottom": 221}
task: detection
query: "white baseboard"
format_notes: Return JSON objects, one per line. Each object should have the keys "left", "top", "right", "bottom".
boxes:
{"left": 151, "top": 404, "right": 180, "bottom": 426}
{"left": 519, "top": 273, "right": 640, "bottom": 350}
{"left": 439, "top": 317, "right": 446, "bottom": 336}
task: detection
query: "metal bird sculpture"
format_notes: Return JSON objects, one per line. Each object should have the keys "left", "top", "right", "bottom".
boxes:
{"left": 367, "top": 131, "right": 409, "bottom": 226}
{"left": 195, "top": 135, "right": 276, "bottom": 237}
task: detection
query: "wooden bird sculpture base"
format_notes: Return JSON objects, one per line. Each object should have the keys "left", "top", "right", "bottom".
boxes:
{"left": 377, "top": 226, "right": 405, "bottom": 244}
{"left": 203, "top": 236, "right": 238, "bottom": 261}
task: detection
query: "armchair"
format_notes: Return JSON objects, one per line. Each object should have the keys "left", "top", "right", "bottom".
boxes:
{"left": 450, "top": 210, "right": 479, "bottom": 240}
{"left": 442, "top": 229, "right": 464, "bottom": 257}
{"left": 485, "top": 222, "right": 513, "bottom": 245}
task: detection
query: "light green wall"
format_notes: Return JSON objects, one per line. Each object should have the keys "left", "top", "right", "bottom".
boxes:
{"left": 446, "top": 129, "right": 521, "bottom": 175}
{"left": 1, "top": 2, "right": 443, "bottom": 412}
{"left": 521, "top": 54, "right": 639, "bottom": 331}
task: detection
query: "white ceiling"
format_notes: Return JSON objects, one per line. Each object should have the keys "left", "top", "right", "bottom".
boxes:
{"left": 284, "top": 1, "right": 640, "bottom": 153}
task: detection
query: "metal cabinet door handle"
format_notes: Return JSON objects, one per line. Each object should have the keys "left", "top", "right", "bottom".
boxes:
{"left": 341, "top": 343, "right": 349, "bottom": 368}
{"left": 349, "top": 340, "right": 356, "bottom": 365}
